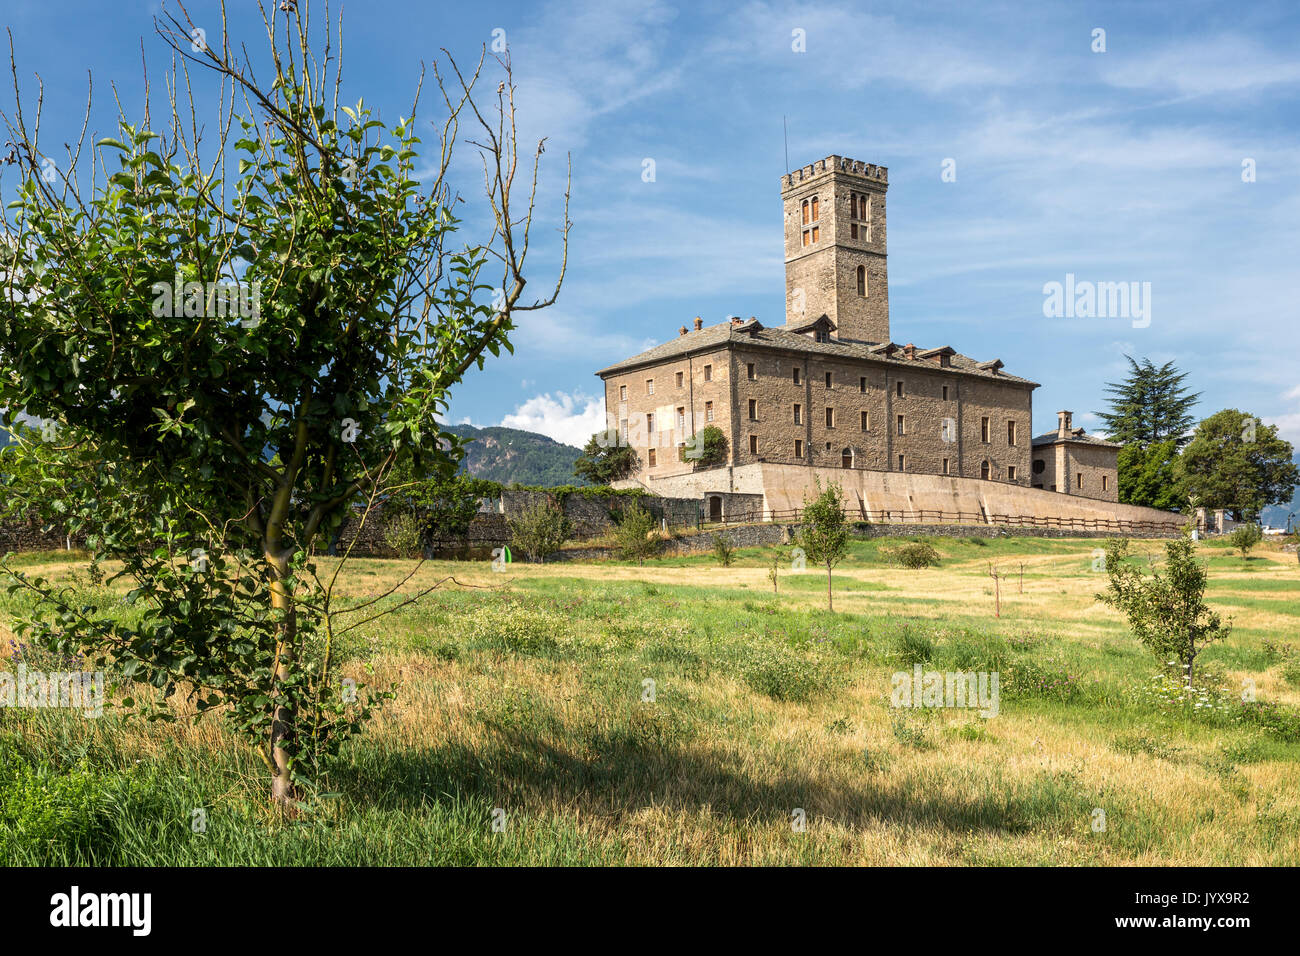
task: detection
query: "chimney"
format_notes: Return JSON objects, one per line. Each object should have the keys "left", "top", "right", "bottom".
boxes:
{"left": 679, "top": 325, "right": 688, "bottom": 336}
{"left": 1057, "top": 410, "right": 1073, "bottom": 439}
{"left": 730, "top": 316, "right": 743, "bottom": 326}
{"left": 902, "top": 343, "right": 916, "bottom": 360}
{"left": 693, "top": 316, "right": 703, "bottom": 331}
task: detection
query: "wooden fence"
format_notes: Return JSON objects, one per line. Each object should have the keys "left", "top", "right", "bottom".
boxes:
{"left": 699, "top": 506, "right": 1184, "bottom": 535}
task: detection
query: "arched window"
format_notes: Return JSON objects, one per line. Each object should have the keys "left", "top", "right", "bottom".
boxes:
{"left": 856, "top": 265, "right": 866, "bottom": 297}
{"left": 801, "top": 199, "right": 809, "bottom": 225}
{"left": 841, "top": 448, "right": 853, "bottom": 469}
{"left": 980, "top": 460, "right": 990, "bottom": 480}
{"left": 810, "top": 196, "right": 819, "bottom": 220}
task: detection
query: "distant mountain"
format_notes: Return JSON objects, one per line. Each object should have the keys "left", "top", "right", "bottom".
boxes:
{"left": 443, "top": 423, "right": 586, "bottom": 487}
{"left": 1261, "top": 452, "right": 1300, "bottom": 530}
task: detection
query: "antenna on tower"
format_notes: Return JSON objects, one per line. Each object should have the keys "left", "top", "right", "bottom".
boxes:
{"left": 783, "top": 115, "right": 789, "bottom": 173}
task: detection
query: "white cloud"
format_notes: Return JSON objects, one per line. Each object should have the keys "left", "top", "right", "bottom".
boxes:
{"left": 1100, "top": 36, "right": 1300, "bottom": 98}
{"left": 500, "top": 390, "right": 605, "bottom": 448}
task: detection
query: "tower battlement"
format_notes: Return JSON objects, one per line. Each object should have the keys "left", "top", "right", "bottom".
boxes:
{"left": 781, "top": 155, "right": 888, "bottom": 191}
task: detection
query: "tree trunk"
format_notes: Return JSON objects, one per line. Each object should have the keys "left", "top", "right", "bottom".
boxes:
{"left": 826, "top": 563, "right": 833, "bottom": 612}
{"left": 268, "top": 552, "right": 298, "bottom": 806}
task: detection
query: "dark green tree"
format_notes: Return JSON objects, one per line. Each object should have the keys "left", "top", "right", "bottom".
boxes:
{"left": 683, "top": 424, "right": 728, "bottom": 468}
{"left": 1176, "top": 410, "right": 1298, "bottom": 522}
{"left": 574, "top": 431, "right": 639, "bottom": 484}
{"left": 1116, "top": 439, "right": 1183, "bottom": 510}
{"left": 1096, "top": 356, "right": 1200, "bottom": 447}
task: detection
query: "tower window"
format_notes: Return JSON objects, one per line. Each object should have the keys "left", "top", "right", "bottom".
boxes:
{"left": 850, "top": 223, "right": 859, "bottom": 239}
{"left": 856, "top": 265, "right": 867, "bottom": 297}
{"left": 981, "top": 460, "right": 990, "bottom": 480}
{"left": 825, "top": 371, "right": 832, "bottom": 388}
{"left": 747, "top": 362, "right": 756, "bottom": 380}
{"left": 826, "top": 407, "right": 835, "bottom": 428}
{"left": 802, "top": 230, "right": 810, "bottom": 248}
{"left": 703, "top": 364, "right": 712, "bottom": 382}
{"left": 705, "top": 401, "right": 714, "bottom": 422}
{"left": 981, "top": 417, "right": 990, "bottom": 443}
{"left": 896, "top": 414, "right": 904, "bottom": 436}
{"left": 1008, "top": 465, "right": 1018, "bottom": 481}
{"left": 859, "top": 376, "right": 867, "bottom": 393}
{"left": 795, "top": 439, "right": 803, "bottom": 459}
{"left": 1077, "top": 473, "right": 1084, "bottom": 490}
{"left": 1007, "top": 420, "right": 1017, "bottom": 445}
{"left": 801, "top": 199, "right": 809, "bottom": 225}
{"left": 896, "top": 380, "right": 904, "bottom": 398}
{"left": 748, "top": 398, "right": 757, "bottom": 420}
{"left": 942, "top": 385, "right": 949, "bottom": 401}
{"left": 898, "top": 454, "right": 906, "bottom": 471}
{"left": 677, "top": 407, "right": 686, "bottom": 431}
{"left": 646, "top": 413, "right": 655, "bottom": 434}
{"left": 860, "top": 411, "right": 869, "bottom": 431}
{"left": 1103, "top": 475, "right": 1109, "bottom": 491}
{"left": 749, "top": 435, "right": 758, "bottom": 455}
{"left": 942, "top": 458, "right": 950, "bottom": 475}
{"left": 810, "top": 225, "right": 819, "bottom": 242}
{"left": 810, "top": 196, "right": 819, "bottom": 220}
{"left": 794, "top": 404, "right": 802, "bottom": 425}
{"left": 793, "top": 367, "right": 801, "bottom": 385}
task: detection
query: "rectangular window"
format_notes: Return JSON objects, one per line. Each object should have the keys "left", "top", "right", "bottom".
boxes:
{"left": 1008, "top": 465, "right": 1017, "bottom": 481}
{"left": 1103, "top": 475, "right": 1109, "bottom": 491}
{"left": 647, "top": 448, "right": 657, "bottom": 467}
{"left": 942, "top": 385, "right": 949, "bottom": 401}
{"left": 860, "top": 411, "right": 869, "bottom": 431}
{"left": 850, "top": 223, "right": 859, "bottom": 239}
{"left": 646, "top": 379, "right": 654, "bottom": 396}
{"left": 898, "top": 454, "right": 906, "bottom": 471}
{"left": 826, "top": 407, "right": 835, "bottom": 428}
{"left": 676, "top": 371, "right": 684, "bottom": 388}
{"left": 896, "top": 414, "right": 905, "bottom": 436}
{"left": 676, "top": 407, "right": 686, "bottom": 432}
{"left": 794, "top": 439, "right": 803, "bottom": 459}
{"left": 1077, "top": 473, "right": 1084, "bottom": 490}
{"left": 749, "top": 435, "right": 758, "bottom": 455}
{"left": 793, "top": 367, "right": 801, "bottom": 385}
{"left": 802, "top": 230, "right": 810, "bottom": 248}
{"left": 859, "top": 376, "right": 867, "bottom": 393}
{"left": 810, "top": 225, "right": 819, "bottom": 242}
{"left": 619, "top": 385, "right": 627, "bottom": 401}
{"left": 896, "top": 381, "right": 904, "bottom": 398}
{"left": 1007, "top": 420, "right": 1017, "bottom": 445}
{"left": 747, "top": 362, "right": 756, "bottom": 381}
{"left": 748, "top": 398, "right": 757, "bottom": 420}
{"left": 981, "top": 417, "right": 990, "bottom": 443}
{"left": 793, "top": 404, "right": 802, "bottom": 425}
{"left": 825, "top": 371, "right": 832, "bottom": 388}
{"left": 646, "top": 413, "right": 655, "bottom": 435}
{"left": 703, "top": 364, "right": 712, "bottom": 382}
{"left": 705, "top": 401, "right": 714, "bottom": 422}
{"left": 942, "top": 458, "right": 950, "bottom": 475}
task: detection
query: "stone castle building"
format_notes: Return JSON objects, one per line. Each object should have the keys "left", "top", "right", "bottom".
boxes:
{"left": 596, "top": 155, "right": 1128, "bottom": 521}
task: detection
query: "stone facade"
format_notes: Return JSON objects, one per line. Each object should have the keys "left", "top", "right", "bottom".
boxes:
{"left": 1031, "top": 411, "right": 1120, "bottom": 502}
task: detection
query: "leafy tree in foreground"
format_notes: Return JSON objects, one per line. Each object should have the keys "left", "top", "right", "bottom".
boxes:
{"left": 613, "top": 499, "right": 659, "bottom": 565}
{"left": 1096, "top": 356, "right": 1200, "bottom": 448}
{"left": 0, "top": 3, "right": 568, "bottom": 804}
{"left": 797, "top": 479, "right": 850, "bottom": 611}
{"left": 573, "top": 431, "right": 639, "bottom": 484}
{"left": 506, "top": 498, "right": 571, "bottom": 563}
{"left": 1097, "top": 536, "right": 1229, "bottom": 687}
{"left": 1176, "top": 410, "right": 1298, "bottom": 522}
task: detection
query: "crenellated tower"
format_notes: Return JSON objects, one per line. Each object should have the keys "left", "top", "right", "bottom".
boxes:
{"left": 781, "top": 155, "right": 889, "bottom": 344}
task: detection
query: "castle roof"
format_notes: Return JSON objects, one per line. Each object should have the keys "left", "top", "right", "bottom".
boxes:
{"left": 1031, "top": 429, "right": 1121, "bottom": 448}
{"left": 595, "top": 318, "right": 1039, "bottom": 387}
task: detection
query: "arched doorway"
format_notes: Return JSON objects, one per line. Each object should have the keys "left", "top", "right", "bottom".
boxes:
{"left": 841, "top": 447, "right": 853, "bottom": 469}
{"left": 980, "top": 460, "right": 990, "bottom": 480}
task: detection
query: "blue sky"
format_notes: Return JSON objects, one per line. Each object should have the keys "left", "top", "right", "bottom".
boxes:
{"left": 4, "top": 0, "right": 1299, "bottom": 449}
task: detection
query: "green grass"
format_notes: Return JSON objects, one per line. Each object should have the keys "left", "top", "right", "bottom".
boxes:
{"left": 2, "top": 537, "right": 1299, "bottom": 865}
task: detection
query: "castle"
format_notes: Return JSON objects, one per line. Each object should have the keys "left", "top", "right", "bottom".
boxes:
{"left": 596, "top": 155, "right": 1138, "bottom": 524}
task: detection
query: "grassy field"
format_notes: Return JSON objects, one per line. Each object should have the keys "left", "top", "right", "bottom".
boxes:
{"left": 2, "top": 535, "right": 1299, "bottom": 865}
